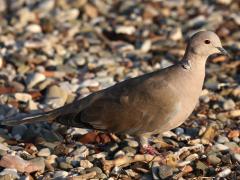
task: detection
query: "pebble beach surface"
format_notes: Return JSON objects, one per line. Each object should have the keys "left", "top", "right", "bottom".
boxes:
{"left": 0, "top": 0, "right": 239, "bottom": 179}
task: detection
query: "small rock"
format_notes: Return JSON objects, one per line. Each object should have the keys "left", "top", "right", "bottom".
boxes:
{"left": 217, "top": 135, "right": 229, "bottom": 144}
{"left": 223, "top": 99, "right": 235, "bottom": 110}
{"left": 14, "top": 93, "right": 32, "bottom": 102}
{"left": 114, "top": 150, "right": 125, "bottom": 158}
{"left": 53, "top": 171, "right": 68, "bottom": 178}
{"left": 37, "top": 148, "right": 51, "bottom": 157}
{"left": 0, "top": 168, "right": 19, "bottom": 179}
{"left": 80, "top": 160, "right": 93, "bottom": 169}
{"left": 169, "top": 27, "right": 182, "bottom": 41}
{"left": 196, "top": 161, "right": 208, "bottom": 171}
{"left": 207, "top": 154, "right": 221, "bottom": 165}
{"left": 228, "top": 130, "right": 239, "bottom": 139}
{"left": 126, "top": 139, "right": 139, "bottom": 148}
{"left": 122, "top": 146, "right": 137, "bottom": 156}
{"left": 80, "top": 79, "right": 100, "bottom": 88}
{"left": 86, "top": 167, "right": 102, "bottom": 174}
{"left": 217, "top": 0, "right": 232, "bottom": 5}
{"left": 175, "top": 127, "right": 184, "bottom": 135}
{"left": 26, "top": 24, "right": 42, "bottom": 33}
{"left": 233, "top": 153, "right": 240, "bottom": 163}
{"left": 67, "top": 127, "right": 89, "bottom": 136}
{"left": 158, "top": 165, "right": 173, "bottom": 179}
{"left": 116, "top": 25, "right": 136, "bottom": 35}
{"left": 72, "top": 146, "right": 89, "bottom": 158}
{"left": 45, "top": 155, "right": 57, "bottom": 165}
{"left": 217, "top": 168, "right": 231, "bottom": 177}
{"left": 213, "top": 143, "right": 229, "bottom": 151}
{"left": 59, "top": 162, "right": 73, "bottom": 170}
{"left": 84, "top": 3, "right": 98, "bottom": 18}
{"left": 45, "top": 85, "right": 68, "bottom": 108}
{"left": 140, "top": 40, "right": 152, "bottom": 53}
{"left": 26, "top": 73, "right": 46, "bottom": 89}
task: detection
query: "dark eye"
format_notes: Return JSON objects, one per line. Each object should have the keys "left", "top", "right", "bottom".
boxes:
{"left": 204, "top": 40, "right": 211, "bottom": 44}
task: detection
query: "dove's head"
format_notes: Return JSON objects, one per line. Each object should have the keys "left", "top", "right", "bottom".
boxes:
{"left": 187, "top": 31, "right": 228, "bottom": 57}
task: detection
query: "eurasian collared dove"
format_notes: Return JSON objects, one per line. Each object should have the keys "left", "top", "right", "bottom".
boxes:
{"left": 1, "top": 31, "right": 228, "bottom": 151}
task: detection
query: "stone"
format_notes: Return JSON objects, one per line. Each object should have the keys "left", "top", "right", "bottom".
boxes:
{"left": 217, "top": 135, "right": 229, "bottom": 144}
{"left": 72, "top": 146, "right": 89, "bottom": 158}
{"left": 14, "top": 93, "right": 32, "bottom": 102}
{"left": 53, "top": 171, "right": 68, "bottom": 178}
{"left": 67, "top": 127, "right": 89, "bottom": 136}
{"left": 126, "top": 139, "right": 139, "bottom": 148}
{"left": 80, "top": 160, "right": 93, "bottom": 169}
{"left": 59, "top": 162, "right": 73, "bottom": 170}
{"left": 207, "top": 154, "right": 221, "bottom": 165}
{"left": 0, "top": 168, "right": 19, "bottom": 179}
{"left": 217, "top": 168, "right": 231, "bottom": 177}
{"left": 217, "top": 0, "right": 232, "bottom": 5}
{"left": 158, "top": 165, "right": 173, "bottom": 179}
{"left": 233, "top": 153, "right": 240, "bottom": 163}
{"left": 175, "top": 127, "right": 184, "bottom": 135}
{"left": 169, "top": 27, "right": 182, "bottom": 41}
{"left": 223, "top": 99, "right": 235, "bottom": 110}
{"left": 213, "top": 143, "right": 229, "bottom": 151}
{"left": 26, "top": 24, "right": 42, "bottom": 33}
{"left": 26, "top": 73, "right": 46, "bottom": 89}
{"left": 44, "top": 85, "right": 68, "bottom": 108}
{"left": 37, "top": 148, "right": 51, "bottom": 157}
{"left": 116, "top": 26, "right": 136, "bottom": 35}
{"left": 140, "top": 40, "right": 152, "bottom": 53}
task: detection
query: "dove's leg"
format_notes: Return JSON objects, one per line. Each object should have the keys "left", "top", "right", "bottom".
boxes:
{"left": 137, "top": 133, "right": 160, "bottom": 155}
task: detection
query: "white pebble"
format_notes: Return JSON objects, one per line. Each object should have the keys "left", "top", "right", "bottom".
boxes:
{"left": 217, "top": 168, "right": 231, "bottom": 177}
{"left": 26, "top": 24, "right": 42, "bottom": 33}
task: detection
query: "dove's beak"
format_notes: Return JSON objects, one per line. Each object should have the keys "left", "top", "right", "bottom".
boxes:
{"left": 216, "top": 47, "right": 230, "bottom": 57}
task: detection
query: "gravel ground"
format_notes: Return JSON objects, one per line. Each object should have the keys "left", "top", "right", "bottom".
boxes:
{"left": 0, "top": 0, "right": 239, "bottom": 179}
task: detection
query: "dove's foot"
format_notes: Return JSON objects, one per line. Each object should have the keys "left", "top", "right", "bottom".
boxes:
{"left": 140, "top": 145, "right": 160, "bottom": 155}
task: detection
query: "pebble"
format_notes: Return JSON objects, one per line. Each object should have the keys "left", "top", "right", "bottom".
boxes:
{"left": 217, "top": 168, "right": 231, "bottom": 177}
{"left": 44, "top": 85, "right": 68, "bottom": 108}
{"left": 72, "top": 146, "right": 89, "bottom": 158}
{"left": 125, "top": 139, "right": 139, "bottom": 148}
{"left": 37, "top": 148, "right": 51, "bottom": 157}
{"left": 223, "top": 99, "right": 236, "bottom": 110}
{"left": 26, "top": 24, "right": 42, "bottom": 33}
{"left": 217, "top": 135, "right": 229, "bottom": 144}
{"left": 59, "top": 162, "right": 73, "bottom": 170}
{"left": 116, "top": 26, "right": 136, "bottom": 35}
{"left": 80, "top": 160, "right": 93, "bottom": 169}
{"left": 53, "top": 171, "right": 69, "bottom": 178}
{"left": 207, "top": 154, "right": 221, "bottom": 165}
{"left": 158, "top": 165, "right": 173, "bottom": 179}
{"left": 233, "top": 153, "right": 240, "bottom": 163}
{"left": 0, "top": 168, "right": 19, "bottom": 179}
{"left": 213, "top": 143, "right": 229, "bottom": 151}
{"left": 26, "top": 73, "right": 46, "bottom": 89}
{"left": 14, "top": 93, "right": 32, "bottom": 102}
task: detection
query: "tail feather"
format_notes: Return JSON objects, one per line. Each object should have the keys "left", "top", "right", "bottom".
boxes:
{"left": 0, "top": 109, "right": 61, "bottom": 126}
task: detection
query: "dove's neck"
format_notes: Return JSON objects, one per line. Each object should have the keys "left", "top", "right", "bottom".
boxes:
{"left": 181, "top": 52, "right": 208, "bottom": 72}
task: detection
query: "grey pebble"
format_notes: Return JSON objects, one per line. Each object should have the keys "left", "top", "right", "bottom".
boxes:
{"left": 207, "top": 154, "right": 221, "bottom": 165}
{"left": 0, "top": 168, "right": 19, "bottom": 179}
{"left": 37, "top": 148, "right": 51, "bottom": 157}
{"left": 223, "top": 99, "right": 236, "bottom": 110}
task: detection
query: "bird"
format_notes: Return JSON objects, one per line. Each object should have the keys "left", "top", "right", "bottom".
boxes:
{"left": 1, "top": 31, "right": 228, "bottom": 153}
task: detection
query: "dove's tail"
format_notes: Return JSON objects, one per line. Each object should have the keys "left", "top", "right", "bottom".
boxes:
{"left": 0, "top": 106, "right": 68, "bottom": 126}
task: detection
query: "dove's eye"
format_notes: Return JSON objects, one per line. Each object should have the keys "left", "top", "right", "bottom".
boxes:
{"left": 204, "top": 40, "right": 211, "bottom": 44}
